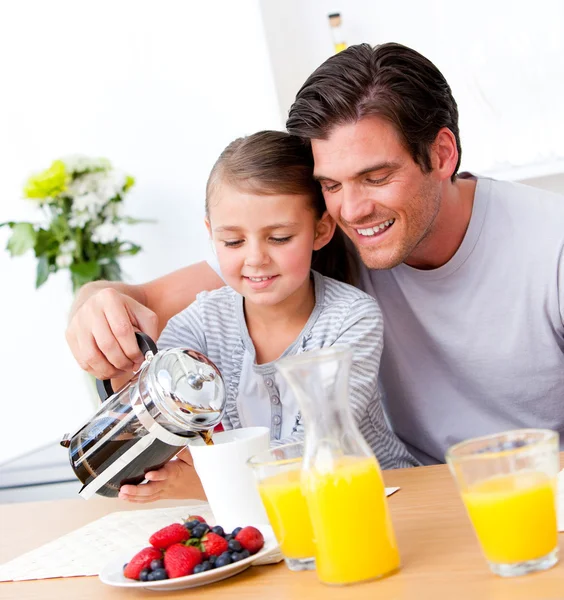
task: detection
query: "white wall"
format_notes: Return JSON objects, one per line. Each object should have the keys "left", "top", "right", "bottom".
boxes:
{"left": 259, "top": 0, "right": 564, "bottom": 181}
{"left": 0, "top": 0, "right": 282, "bottom": 464}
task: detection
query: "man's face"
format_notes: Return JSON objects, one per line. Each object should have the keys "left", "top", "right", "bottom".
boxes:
{"left": 311, "top": 116, "right": 442, "bottom": 270}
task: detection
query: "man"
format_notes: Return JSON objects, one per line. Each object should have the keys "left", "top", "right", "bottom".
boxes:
{"left": 66, "top": 43, "right": 564, "bottom": 465}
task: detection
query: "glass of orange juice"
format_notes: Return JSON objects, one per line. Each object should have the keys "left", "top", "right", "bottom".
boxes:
{"left": 248, "top": 442, "right": 315, "bottom": 571}
{"left": 446, "top": 429, "right": 559, "bottom": 577}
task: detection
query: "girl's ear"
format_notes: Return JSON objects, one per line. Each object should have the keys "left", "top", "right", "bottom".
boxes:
{"left": 313, "top": 211, "right": 336, "bottom": 251}
{"left": 205, "top": 218, "right": 212, "bottom": 239}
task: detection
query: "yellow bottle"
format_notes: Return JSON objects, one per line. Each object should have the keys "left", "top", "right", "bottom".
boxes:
{"left": 277, "top": 346, "right": 401, "bottom": 585}
{"left": 462, "top": 471, "right": 557, "bottom": 564}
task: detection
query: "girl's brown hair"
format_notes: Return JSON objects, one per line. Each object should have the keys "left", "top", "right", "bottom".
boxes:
{"left": 205, "top": 130, "right": 358, "bottom": 285}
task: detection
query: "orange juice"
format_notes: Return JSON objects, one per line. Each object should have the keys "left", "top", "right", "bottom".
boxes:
{"left": 304, "top": 456, "right": 400, "bottom": 585}
{"left": 258, "top": 468, "right": 315, "bottom": 559}
{"left": 462, "top": 471, "right": 557, "bottom": 564}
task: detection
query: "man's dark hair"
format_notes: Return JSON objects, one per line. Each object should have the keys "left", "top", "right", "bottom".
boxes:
{"left": 286, "top": 42, "right": 461, "bottom": 181}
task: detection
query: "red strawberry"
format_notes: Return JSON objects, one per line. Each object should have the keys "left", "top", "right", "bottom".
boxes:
{"left": 164, "top": 543, "right": 202, "bottom": 578}
{"left": 123, "top": 546, "right": 162, "bottom": 580}
{"left": 149, "top": 523, "right": 190, "bottom": 549}
{"left": 201, "top": 532, "right": 228, "bottom": 558}
{"left": 186, "top": 515, "right": 206, "bottom": 523}
{"left": 235, "top": 526, "right": 264, "bottom": 555}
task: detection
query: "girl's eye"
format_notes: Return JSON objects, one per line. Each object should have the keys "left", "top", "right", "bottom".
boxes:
{"left": 271, "top": 236, "right": 292, "bottom": 244}
{"left": 223, "top": 240, "right": 243, "bottom": 247}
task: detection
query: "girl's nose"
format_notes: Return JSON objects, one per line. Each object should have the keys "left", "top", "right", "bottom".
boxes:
{"left": 244, "top": 245, "right": 269, "bottom": 267}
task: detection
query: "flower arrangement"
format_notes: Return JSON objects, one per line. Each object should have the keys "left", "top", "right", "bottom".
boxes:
{"left": 1, "top": 155, "right": 148, "bottom": 291}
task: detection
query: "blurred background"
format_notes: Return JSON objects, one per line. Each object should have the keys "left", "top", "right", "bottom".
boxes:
{"left": 1, "top": 0, "right": 563, "bottom": 501}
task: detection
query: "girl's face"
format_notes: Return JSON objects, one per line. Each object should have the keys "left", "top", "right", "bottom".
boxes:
{"left": 206, "top": 184, "right": 335, "bottom": 308}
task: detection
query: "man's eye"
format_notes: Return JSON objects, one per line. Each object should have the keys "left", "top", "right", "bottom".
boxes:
{"left": 271, "top": 236, "right": 292, "bottom": 244}
{"left": 223, "top": 240, "right": 243, "bottom": 247}
{"left": 322, "top": 182, "right": 341, "bottom": 193}
{"left": 366, "top": 176, "right": 388, "bottom": 185}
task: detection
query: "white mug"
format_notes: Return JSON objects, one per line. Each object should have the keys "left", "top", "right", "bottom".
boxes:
{"left": 189, "top": 427, "right": 270, "bottom": 530}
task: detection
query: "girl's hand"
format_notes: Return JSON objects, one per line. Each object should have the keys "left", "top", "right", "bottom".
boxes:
{"left": 118, "top": 448, "right": 196, "bottom": 503}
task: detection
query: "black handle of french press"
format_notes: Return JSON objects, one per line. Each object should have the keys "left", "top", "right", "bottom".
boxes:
{"left": 95, "top": 332, "right": 159, "bottom": 402}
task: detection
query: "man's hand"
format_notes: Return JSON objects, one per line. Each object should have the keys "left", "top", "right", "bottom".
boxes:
{"left": 66, "top": 286, "right": 159, "bottom": 380}
{"left": 118, "top": 449, "right": 196, "bottom": 504}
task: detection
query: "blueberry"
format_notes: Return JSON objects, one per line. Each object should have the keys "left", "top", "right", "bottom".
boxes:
{"left": 211, "top": 525, "right": 225, "bottom": 537}
{"left": 122, "top": 562, "right": 129, "bottom": 571}
{"left": 219, "top": 550, "right": 232, "bottom": 560}
{"left": 139, "top": 568, "right": 151, "bottom": 581}
{"left": 146, "top": 572, "right": 156, "bottom": 581}
{"left": 208, "top": 555, "right": 217, "bottom": 565}
{"left": 224, "top": 534, "right": 233, "bottom": 542}
{"left": 228, "top": 539, "right": 242, "bottom": 552}
{"left": 201, "top": 561, "right": 212, "bottom": 571}
{"left": 215, "top": 554, "right": 233, "bottom": 568}
{"left": 151, "top": 568, "right": 169, "bottom": 580}
{"left": 150, "top": 559, "right": 164, "bottom": 571}
{"left": 240, "top": 549, "right": 250, "bottom": 559}
{"left": 193, "top": 564, "right": 205, "bottom": 574}
{"left": 231, "top": 552, "right": 242, "bottom": 562}
{"left": 192, "top": 524, "right": 209, "bottom": 538}
{"left": 186, "top": 519, "right": 202, "bottom": 529}
{"left": 231, "top": 527, "right": 242, "bottom": 537}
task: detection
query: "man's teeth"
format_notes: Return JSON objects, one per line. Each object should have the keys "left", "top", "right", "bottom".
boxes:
{"left": 248, "top": 276, "right": 273, "bottom": 282}
{"left": 357, "top": 219, "right": 395, "bottom": 236}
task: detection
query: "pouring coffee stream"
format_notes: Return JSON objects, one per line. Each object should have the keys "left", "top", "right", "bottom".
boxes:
{"left": 61, "top": 332, "right": 224, "bottom": 498}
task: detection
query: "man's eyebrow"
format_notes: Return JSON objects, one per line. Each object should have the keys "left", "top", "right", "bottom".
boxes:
{"left": 314, "top": 161, "right": 400, "bottom": 181}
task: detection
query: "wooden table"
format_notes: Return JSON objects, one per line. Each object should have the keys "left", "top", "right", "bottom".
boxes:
{"left": 1, "top": 460, "right": 563, "bottom": 600}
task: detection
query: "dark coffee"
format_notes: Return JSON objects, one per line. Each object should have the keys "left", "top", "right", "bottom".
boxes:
{"left": 67, "top": 424, "right": 212, "bottom": 498}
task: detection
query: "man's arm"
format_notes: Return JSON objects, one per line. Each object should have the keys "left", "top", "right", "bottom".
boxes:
{"left": 66, "top": 261, "right": 223, "bottom": 379}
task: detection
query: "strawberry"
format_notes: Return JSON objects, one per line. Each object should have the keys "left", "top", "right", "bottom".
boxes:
{"left": 201, "top": 532, "right": 228, "bottom": 558}
{"left": 123, "top": 546, "right": 162, "bottom": 580}
{"left": 186, "top": 515, "right": 206, "bottom": 523}
{"left": 235, "top": 526, "right": 264, "bottom": 555}
{"left": 149, "top": 523, "right": 190, "bottom": 549}
{"left": 164, "top": 543, "right": 202, "bottom": 578}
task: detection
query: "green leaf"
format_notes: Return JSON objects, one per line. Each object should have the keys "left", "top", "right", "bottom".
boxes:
{"left": 34, "top": 229, "right": 59, "bottom": 257}
{"left": 70, "top": 260, "right": 102, "bottom": 289}
{"left": 0, "top": 221, "right": 16, "bottom": 229}
{"left": 36, "top": 256, "right": 50, "bottom": 288}
{"left": 101, "top": 260, "right": 122, "bottom": 281}
{"left": 119, "top": 241, "right": 142, "bottom": 256}
{"left": 121, "top": 216, "right": 157, "bottom": 225}
{"left": 6, "top": 223, "right": 37, "bottom": 256}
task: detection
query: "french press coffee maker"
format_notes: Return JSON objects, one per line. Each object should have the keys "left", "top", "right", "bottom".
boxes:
{"left": 61, "top": 332, "right": 226, "bottom": 499}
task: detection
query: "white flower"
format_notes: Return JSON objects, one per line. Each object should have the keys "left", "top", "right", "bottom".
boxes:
{"left": 68, "top": 212, "right": 91, "bottom": 228}
{"left": 91, "top": 222, "right": 121, "bottom": 244}
{"left": 56, "top": 254, "right": 73, "bottom": 268}
{"left": 59, "top": 240, "right": 76, "bottom": 254}
{"left": 61, "top": 155, "right": 111, "bottom": 175}
{"left": 73, "top": 192, "right": 105, "bottom": 214}
{"left": 97, "top": 170, "right": 126, "bottom": 202}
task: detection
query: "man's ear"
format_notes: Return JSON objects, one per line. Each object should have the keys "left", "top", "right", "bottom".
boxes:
{"left": 432, "top": 127, "right": 458, "bottom": 181}
{"left": 313, "top": 211, "right": 337, "bottom": 251}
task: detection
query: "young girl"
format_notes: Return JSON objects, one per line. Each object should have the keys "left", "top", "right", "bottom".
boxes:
{"left": 119, "top": 131, "right": 418, "bottom": 503}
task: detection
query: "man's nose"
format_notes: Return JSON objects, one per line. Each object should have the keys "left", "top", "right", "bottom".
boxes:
{"left": 340, "top": 184, "right": 374, "bottom": 225}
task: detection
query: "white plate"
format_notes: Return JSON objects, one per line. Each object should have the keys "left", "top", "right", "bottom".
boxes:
{"left": 99, "top": 525, "right": 279, "bottom": 592}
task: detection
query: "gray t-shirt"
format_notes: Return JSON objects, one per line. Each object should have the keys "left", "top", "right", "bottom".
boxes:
{"left": 359, "top": 176, "right": 564, "bottom": 465}
{"left": 158, "top": 271, "right": 418, "bottom": 470}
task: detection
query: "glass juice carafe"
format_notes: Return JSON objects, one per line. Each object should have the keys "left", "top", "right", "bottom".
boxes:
{"left": 277, "top": 346, "right": 400, "bottom": 585}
